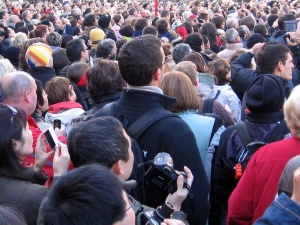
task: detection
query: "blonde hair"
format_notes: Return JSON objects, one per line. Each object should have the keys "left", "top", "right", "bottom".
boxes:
{"left": 173, "top": 61, "right": 198, "bottom": 84}
{"left": 0, "top": 59, "right": 15, "bottom": 80}
{"left": 284, "top": 85, "right": 300, "bottom": 139}
{"left": 161, "top": 71, "right": 200, "bottom": 113}
{"left": 11, "top": 32, "right": 28, "bottom": 48}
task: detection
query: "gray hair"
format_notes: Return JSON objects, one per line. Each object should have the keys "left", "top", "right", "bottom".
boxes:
{"left": 226, "top": 18, "right": 239, "bottom": 29}
{"left": 46, "top": 32, "right": 62, "bottom": 47}
{"left": 11, "top": 32, "right": 28, "bottom": 48}
{"left": 225, "top": 28, "right": 239, "bottom": 43}
{"left": 96, "top": 39, "right": 115, "bottom": 58}
{"left": 2, "top": 71, "right": 32, "bottom": 103}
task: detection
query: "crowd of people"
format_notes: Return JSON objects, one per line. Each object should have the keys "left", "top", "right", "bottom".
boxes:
{"left": 1, "top": 0, "right": 300, "bottom": 224}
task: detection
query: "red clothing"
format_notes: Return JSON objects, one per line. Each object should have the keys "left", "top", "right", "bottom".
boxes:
{"left": 47, "top": 101, "right": 82, "bottom": 114}
{"left": 24, "top": 116, "right": 71, "bottom": 186}
{"left": 227, "top": 136, "right": 300, "bottom": 225}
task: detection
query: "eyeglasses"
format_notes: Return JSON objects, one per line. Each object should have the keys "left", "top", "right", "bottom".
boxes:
{"left": 157, "top": 57, "right": 171, "bottom": 70}
{"left": 124, "top": 195, "right": 136, "bottom": 213}
{"left": 7, "top": 105, "right": 17, "bottom": 124}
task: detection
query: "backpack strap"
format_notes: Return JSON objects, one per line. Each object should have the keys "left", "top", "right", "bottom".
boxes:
{"left": 234, "top": 122, "right": 253, "bottom": 147}
{"left": 128, "top": 108, "right": 178, "bottom": 140}
{"left": 204, "top": 113, "right": 223, "bottom": 143}
{"left": 203, "top": 90, "right": 221, "bottom": 114}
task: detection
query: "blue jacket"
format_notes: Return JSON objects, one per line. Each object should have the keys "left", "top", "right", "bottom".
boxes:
{"left": 255, "top": 193, "right": 300, "bottom": 224}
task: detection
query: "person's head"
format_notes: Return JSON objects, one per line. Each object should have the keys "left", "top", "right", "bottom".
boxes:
{"left": 19, "top": 38, "right": 44, "bottom": 72}
{"left": 278, "top": 13, "right": 296, "bottom": 31}
{"left": 68, "top": 117, "right": 133, "bottom": 180}
{"left": 208, "top": 58, "right": 231, "bottom": 85}
{"left": 25, "top": 43, "right": 53, "bottom": 69}
{"left": 128, "top": 7, "right": 136, "bottom": 16}
{"left": 113, "top": 14, "right": 124, "bottom": 25}
{"left": 119, "top": 24, "right": 134, "bottom": 37}
{"left": 226, "top": 17, "right": 239, "bottom": 29}
{"left": 160, "top": 9, "right": 170, "bottom": 19}
{"left": 134, "top": 18, "right": 148, "bottom": 30}
{"left": 267, "top": 14, "right": 279, "bottom": 27}
{"left": 161, "top": 71, "right": 200, "bottom": 113}
{"left": 284, "top": 85, "right": 300, "bottom": 138}
{"left": 52, "top": 48, "right": 69, "bottom": 75}
{"left": 240, "top": 16, "right": 255, "bottom": 31}
{"left": 200, "top": 22, "right": 218, "bottom": 44}
{"left": 0, "top": 104, "right": 31, "bottom": 173}
{"left": 98, "top": 13, "right": 111, "bottom": 29}
{"left": 245, "top": 74, "right": 285, "bottom": 114}
{"left": 22, "top": 10, "right": 32, "bottom": 21}
{"left": 254, "top": 24, "right": 268, "bottom": 37}
{"left": 118, "top": 35, "right": 164, "bottom": 86}
{"left": 225, "top": 28, "right": 240, "bottom": 44}
{"left": 96, "top": 39, "right": 117, "bottom": 60}
{"left": 67, "top": 62, "right": 89, "bottom": 87}
{"left": 156, "top": 18, "right": 169, "bottom": 34}
{"left": 237, "top": 25, "right": 250, "bottom": 39}
{"left": 182, "top": 52, "right": 208, "bottom": 73}
{"left": 2, "top": 72, "right": 37, "bottom": 115}
{"left": 142, "top": 26, "right": 158, "bottom": 36}
{"left": 34, "top": 25, "right": 49, "bottom": 39}
{"left": 87, "top": 59, "right": 124, "bottom": 103}
{"left": 173, "top": 61, "right": 198, "bottom": 86}
{"left": 255, "top": 42, "right": 293, "bottom": 79}
{"left": 83, "top": 13, "right": 96, "bottom": 27}
{"left": 45, "top": 77, "right": 76, "bottom": 104}
{"left": 38, "top": 164, "right": 131, "bottom": 225}
{"left": 35, "top": 79, "right": 49, "bottom": 114}
{"left": 89, "top": 28, "right": 105, "bottom": 49}
{"left": 40, "top": 19, "right": 55, "bottom": 32}
{"left": 172, "top": 43, "right": 192, "bottom": 64}
{"left": 46, "top": 32, "right": 62, "bottom": 47}
{"left": 10, "top": 32, "right": 28, "bottom": 48}
{"left": 0, "top": 205, "right": 26, "bottom": 225}
{"left": 66, "top": 38, "right": 89, "bottom": 63}
{"left": 211, "top": 15, "right": 225, "bottom": 29}
{"left": 0, "top": 59, "right": 15, "bottom": 79}
{"left": 184, "top": 33, "right": 204, "bottom": 53}
{"left": 182, "top": 21, "right": 193, "bottom": 34}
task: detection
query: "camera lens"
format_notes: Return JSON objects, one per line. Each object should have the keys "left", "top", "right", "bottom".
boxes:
{"left": 153, "top": 202, "right": 175, "bottom": 222}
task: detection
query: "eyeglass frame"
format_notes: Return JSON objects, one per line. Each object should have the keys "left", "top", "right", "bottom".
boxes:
{"left": 124, "top": 194, "right": 137, "bottom": 213}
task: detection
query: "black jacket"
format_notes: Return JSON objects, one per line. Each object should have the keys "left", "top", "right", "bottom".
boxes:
{"left": 30, "top": 67, "right": 56, "bottom": 86}
{"left": 96, "top": 89, "right": 210, "bottom": 225}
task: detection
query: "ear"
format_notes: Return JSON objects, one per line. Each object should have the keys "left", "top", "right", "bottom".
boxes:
{"left": 12, "top": 139, "right": 21, "bottom": 152}
{"left": 111, "top": 160, "right": 124, "bottom": 176}
{"left": 24, "top": 90, "right": 31, "bottom": 103}
{"left": 153, "top": 68, "right": 162, "bottom": 81}
{"left": 277, "top": 61, "right": 284, "bottom": 72}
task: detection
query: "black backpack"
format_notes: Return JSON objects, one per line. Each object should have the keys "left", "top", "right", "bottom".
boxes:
{"left": 93, "top": 102, "right": 178, "bottom": 203}
{"left": 232, "top": 121, "right": 289, "bottom": 179}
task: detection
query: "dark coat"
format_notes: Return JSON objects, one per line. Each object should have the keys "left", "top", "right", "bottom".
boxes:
{"left": 0, "top": 167, "right": 48, "bottom": 225}
{"left": 95, "top": 89, "right": 210, "bottom": 225}
{"left": 30, "top": 67, "right": 56, "bottom": 86}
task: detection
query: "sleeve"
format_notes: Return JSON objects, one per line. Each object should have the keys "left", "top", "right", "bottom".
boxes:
{"left": 170, "top": 129, "right": 210, "bottom": 225}
{"left": 64, "top": 24, "right": 73, "bottom": 35}
{"left": 227, "top": 152, "right": 258, "bottom": 225}
{"left": 254, "top": 193, "right": 300, "bottom": 225}
{"left": 227, "top": 90, "right": 242, "bottom": 122}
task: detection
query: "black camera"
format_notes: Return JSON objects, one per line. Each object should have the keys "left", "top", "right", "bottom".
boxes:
{"left": 140, "top": 201, "right": 175, "bottom": 225}
{"left": 145, "top": 153, "right": 186, "bottom": 194}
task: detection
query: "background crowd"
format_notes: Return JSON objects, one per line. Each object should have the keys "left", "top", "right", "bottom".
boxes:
{"left": 1, "top": 0, "right": 300, "bottom": 224}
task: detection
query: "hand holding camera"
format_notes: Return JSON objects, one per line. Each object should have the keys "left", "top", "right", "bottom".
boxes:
{"left": 166, "top": 166, "right": 193, "bottom": 211}
{"left": 34, "top": 131, "right": 55, "bottom": 173}
{"left": 53, "top": 142, "right": 70, "bottom": 177}
{"left": 285, "top": 20, "right": 300, "bottom": 46}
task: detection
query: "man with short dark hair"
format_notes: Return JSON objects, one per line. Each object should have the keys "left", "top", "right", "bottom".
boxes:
{"left": 94, "top": 35, "right": 209, "bottom": 225}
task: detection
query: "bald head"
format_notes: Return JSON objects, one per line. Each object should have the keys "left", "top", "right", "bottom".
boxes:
{"left": 2, "top": 71, "right": 37, "bottom": 115}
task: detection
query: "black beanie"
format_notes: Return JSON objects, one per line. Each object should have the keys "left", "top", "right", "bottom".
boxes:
{"left": 98, "top": 14, "right": 111, "bottom": 29}
{"left": 245, "top": 74, "right": 285, "bottom": 113}
{"left": 5, "top": 46, "right": 20, "bottom": 67}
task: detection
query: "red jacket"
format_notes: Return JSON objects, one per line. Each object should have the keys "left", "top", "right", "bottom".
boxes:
{"left": 227, "top": 136, "right": 300, "bottom": 225}
{"left": 24, "top": 116, "right": 72, "bottom": 186}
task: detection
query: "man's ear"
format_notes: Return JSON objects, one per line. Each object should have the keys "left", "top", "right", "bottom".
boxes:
{"left": 111, "top": 160, "right": 124, "bottom": 176}
{"left": 277, "top": 61, "right": 284, "bottom": 72}
{"left": 12, "top": 139, "right": 21, "bottom": 152}
{"left": 153, "top": 68, "right": 162, "bottom": 81}
{"left": 24, "top": 90, "right": 31, "bottom": 103}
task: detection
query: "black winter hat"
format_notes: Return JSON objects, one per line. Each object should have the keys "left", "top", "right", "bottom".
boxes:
{"left": 245, "top": 74, "right": 285, "bottom": 113}
{"left": 5, "top": 46, "right": 20, "bottom": 68}
{"left": 247, "top": 33, "right": 266, "bottom": 49}
{"left": 98, "top": 14, "right": 111, "bottom": 29}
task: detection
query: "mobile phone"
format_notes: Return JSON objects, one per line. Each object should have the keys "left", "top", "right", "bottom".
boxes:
{"left": 284, "top": 20, "right": 298, "bottom": 32}
{"left": 44, "top": 127, "right": 59, "bottom": 150}
{"left": 53, "top": 119, "right": 61, "bottom": 129}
